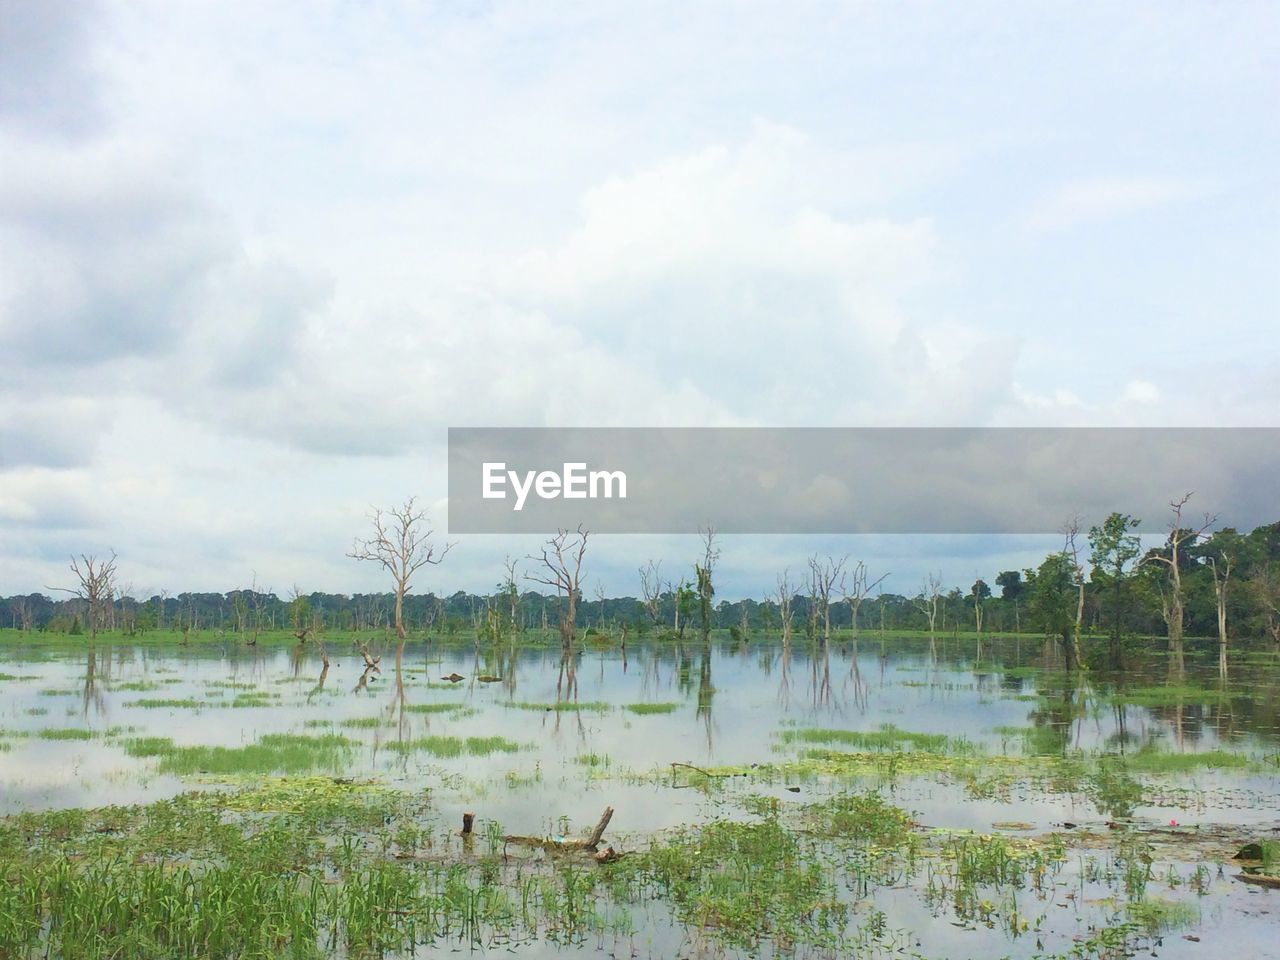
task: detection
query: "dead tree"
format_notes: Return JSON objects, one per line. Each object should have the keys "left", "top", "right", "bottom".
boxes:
{"left": 807, "top": 555, "right": 845, "bottom": 644}
{"left": 290, "top": 585, "right": 310, "bottom": 641}
{"left": 1207, "top": 553, "right": 1233, "bottom": 680}
{"left": 1064, "top": 517, "right": 1088, "bottom": 674}
{"left": 526, "top": 526, "right": 588, "bottom": 651}
{"left": 916, "top": 572, "right": 943, "bottom": 655}
{"left": 774, "top": 570, "right": 795, "bottom": 647}
{"left": 244, "top": 574, "right": 269, "bottom": 646}
{"left": 1141, "top": 494, "right": 1215, "bottom": 674}
{"left": 1253, "top": 561, "right": 1280, "bottom": 647}
{"left": 841, "top": 561, "right": 887, "bottom": 640}
{"left": 348, "top": 497, "right": 453, "bottom": 645}
{"left": 49, "top": 552, "right": 118, "bottom": 641}
{"left": 13, "top": 597, "right": 33, "bottom": 633}
{"left": 501, "top": 555, "right": 521, "bottom": 630}
{"left": 695, "top": 526, "right": 720, "bottom": 641}
{"left": 639, "top": 560, "right": 664, "bottom": 627}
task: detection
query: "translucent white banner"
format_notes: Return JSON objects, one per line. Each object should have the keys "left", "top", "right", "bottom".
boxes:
{"left": 447, "top": 427, "right": 1278, "bottom": 534}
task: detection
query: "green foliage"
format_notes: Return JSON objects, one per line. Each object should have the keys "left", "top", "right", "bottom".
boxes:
{"left": 1027, "top": 553, "right": 1075, "bottom": 641}
{"left": 995, "top": 569, "right": 1024, "bottom": 600}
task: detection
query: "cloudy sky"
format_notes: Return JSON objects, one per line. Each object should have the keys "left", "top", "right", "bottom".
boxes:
{"left": 1, "top": 1, "right": 1276, "bottom": 601}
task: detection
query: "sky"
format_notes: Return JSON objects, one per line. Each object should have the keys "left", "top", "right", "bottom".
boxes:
{"left": 0, "top": 1, "right": 1276, "bottom": 602}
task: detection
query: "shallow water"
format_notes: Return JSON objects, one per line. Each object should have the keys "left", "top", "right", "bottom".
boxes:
{"left": 2, "top": 637, "right": 1276, "bottom": 816}
{"left": 2, "top": 635, "right": 1278, "bottom": 958}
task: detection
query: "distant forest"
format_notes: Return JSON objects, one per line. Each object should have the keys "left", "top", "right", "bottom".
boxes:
{"left": 4, "top": 517, "right": 1279, "bottom": 647}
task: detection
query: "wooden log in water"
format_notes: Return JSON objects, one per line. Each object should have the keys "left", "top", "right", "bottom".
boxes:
{"left": 503, "top": 805, "right": 615, "bottom": 852}
{"left": 1238, "top": 872, "right": 1280, "bottom": 889}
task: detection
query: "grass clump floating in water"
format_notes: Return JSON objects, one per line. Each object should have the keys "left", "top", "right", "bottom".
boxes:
{"left": 124, "top": 732, "right": 357, "bottom": 776}
{"left": 777, "top": 724, "right": 976, "bottom": 755}
{"left": 229, "top": 692, "right": 278, "bottom": 708}
{"left": 1120, "top": 748, "right": 1251, "bottom": 773}
{"left": 382, "top": 735, "right": 523, "bottom": 757}
{"left": 36, "top": 728, "right": 96, "bottom": 741}
{"left": 124, "top": 697, "right": 204, "bottom": 709}
{"left": 623, "top": 702, "right": 678, "bottom": 715}
{"left": 405, "top": 702, "right": 470, "bottom": 714}
{"left": 1108, "top": 684, "right": 1224, "bottom": 706}
{"left": 504, "top": 700, "right": 611, "bottom": 712}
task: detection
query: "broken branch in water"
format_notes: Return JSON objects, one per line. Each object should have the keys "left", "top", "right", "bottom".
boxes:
{"left": 670, "top": 761, "right": 730, "bottom": 782}
{"left": 504, "top": 805, "right": 615, "bottom": 854}
{"left": 1237, "top": 872, "right": 1280, "bottom": 889}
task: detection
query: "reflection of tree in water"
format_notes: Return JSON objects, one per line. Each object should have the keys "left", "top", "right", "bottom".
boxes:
{"left": 675, "top": 641, "right": 694, "bottom": 698}
{"left": 842, "top": 640, "right": 869, "bottom": 714}
{"left": 353, "top": 661, "right": 380, "bottom": 694}
{"left": 809, "top": 640, "right": 832, "bottom": 709}
{"left": 556, "top": 648, "right": 579, "bottom": 703}
{"left": 1027, "top": 676, "right": 1089, "bottom": 756}
{"left": 289, "top": 642, "right": 305, "bottom": 678}
{"left": 306, "top": 638, "right": 332, "bottom": 702}
{"left": 81, "top": 647, "right": 107, "bottom": 720}
{"left": 696, "top": 642, "right": 714, "bottom": 749}
{"left": 387, "top": 659, "right": 409, "bottom": 743}
{"left": 308, "top": 657, "right": 330, "bottom": 700}
{"left": 552, "top": 649, "right": 589, "bottom": 743}
{"left": 776, "top": 635, "right": 793, "bottom": 709}
{"left": 1103, "top": 703, "right": 1139, "bottom": 754}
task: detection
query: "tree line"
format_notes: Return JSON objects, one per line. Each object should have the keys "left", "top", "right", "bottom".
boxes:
{"left": 4, "top": 497, "right": 1278, "bottom": 670}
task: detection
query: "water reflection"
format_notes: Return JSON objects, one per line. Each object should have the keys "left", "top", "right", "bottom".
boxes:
{"left": 0, "top": 636, "right": 1277, "bottom": 817}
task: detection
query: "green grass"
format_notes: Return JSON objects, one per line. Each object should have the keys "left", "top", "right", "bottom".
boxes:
{"left": 382, "top": 735, "right": 523, "bottom": 757}
{"left": 777, "top": 724, "right": 974, "bottom": 755}
{"left": 1109, "top": 684, "right": 1224, "bottom": 706}
{"left": 623, "top": 702, "right": 678, "bottom": 714}
{"left": 36, "top": 728, "right": 96, "bottom": 741}
{"left": 229, "top": 693, "right": 278, "bottom": 707}
{"left": 124, "top": 697, "right": 204, "bottom": 709}
{"left": 1120, "top": 748, "right": 1251, "bottom": 773}
{"left": 124, "top": 733, "right": 357, "bottom": 776}
{"left": 404, "top": 702, "right": 469, "bottom": 714}
{"left": 617, "top": 814, "right": 846, "bottom": 950}
{"left": 1127, "top": 896, "right": 1199, "bottom": 935}
{"left": 1262, "top": 840, "right": 1280, "bottom": 873}
{"left": 503, "top": 700, "right": 611, "bottom": 712}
